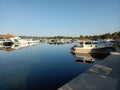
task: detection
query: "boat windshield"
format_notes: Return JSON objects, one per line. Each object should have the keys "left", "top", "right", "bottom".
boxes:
{"left": 92, "top": 41, "right": 98, "bottom": 44}
{"left": 85, "top": 42, "right": 92, "bottom": 44}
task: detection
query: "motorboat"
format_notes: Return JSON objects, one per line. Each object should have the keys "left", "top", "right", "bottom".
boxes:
{"left": 71, "top": 41, "right": 109, "bottom": 54}
{"left": 97, "top": 39, "right": 117, "bottom": 51}
{"left": 2, "top": 39, "right": 14, "bottom": 46}
{"left": 0, "top": 39, "right": 5, "bottom": 45}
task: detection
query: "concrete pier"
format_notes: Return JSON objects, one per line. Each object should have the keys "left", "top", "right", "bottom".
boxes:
{"left": 58, "top": 49, "right": 120, "bottom": 90}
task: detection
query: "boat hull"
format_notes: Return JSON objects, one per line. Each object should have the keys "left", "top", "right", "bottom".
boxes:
{"left": 71, "top": 47, "right": 109, "bottom": 54}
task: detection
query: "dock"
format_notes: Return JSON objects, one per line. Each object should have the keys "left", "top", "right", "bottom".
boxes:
{"left": 58, "top": 49, "right": 120, "bottom": 90}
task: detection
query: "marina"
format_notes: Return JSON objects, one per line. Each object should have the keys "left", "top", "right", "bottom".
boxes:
{"left": 0, "top": 41, "right": 113, "bottom": 90}
{"left": 0, "top": 0, "right": 119, "bottom": 90}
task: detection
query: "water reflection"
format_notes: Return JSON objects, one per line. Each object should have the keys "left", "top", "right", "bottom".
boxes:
{"left": 71, "top": 52, "right": 110, "bottom": 64}
{"left": 0, "top": 43, "right": 109, "bottom": 90}
{"left": 0, "top": 43, "right": 38, "bottom": 52}
{"left": 48, "top": 42, "right": 71, "bottom": 45}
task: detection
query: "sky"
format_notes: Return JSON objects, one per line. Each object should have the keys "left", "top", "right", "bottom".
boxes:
{"left": 0, "top": 0, "right": 120, "bottom": 37}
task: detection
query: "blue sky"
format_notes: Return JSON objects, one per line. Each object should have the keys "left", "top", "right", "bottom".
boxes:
{"left": 0, "top": 0, "right": 120, "bottom": 36}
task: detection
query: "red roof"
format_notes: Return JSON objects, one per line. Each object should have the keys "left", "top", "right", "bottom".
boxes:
{"left": 0, "top": 36, "right": 4, "bottom": 39}
{"left": 0, "top": 34, "right": 15, "bottom": 39}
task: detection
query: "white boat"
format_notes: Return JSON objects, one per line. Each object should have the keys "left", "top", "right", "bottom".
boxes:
{"left": 9, "top": 38, "right": 20, "bottom": 45}
{"left": 71, "top": 41, "right": 109, "bottom": 54}
{"left": 27, "top": 39, "right": 40, "bottom": 44}
{"left": 96, "top": 39, "right": 117, "bottom": 51}
{"left": 18, "top": 38, "right": 40, "bottom": 45}
{"left": 18, "top": 38, "right": 29, "bottom": 44}
{"left": 97, "top": 39, "right": 116, "bottom": 48}
{"left": 2, "top": 39, "right": 14, "bottom": 46}
{"left": 0, "top": 39, "right": 5, "bottom": 45}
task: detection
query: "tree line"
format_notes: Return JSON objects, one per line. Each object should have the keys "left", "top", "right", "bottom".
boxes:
{"left": 79, "top": 31, "right": 120, "bottom": 40}
{"left": 19, "top": 31, "right": 120, "bottom": 40}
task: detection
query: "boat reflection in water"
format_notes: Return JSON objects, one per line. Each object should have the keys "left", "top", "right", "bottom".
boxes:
{"left": 71, "top": 51, "right": 110, "bottom": 64}
{"left": 0, "top": 43, "right": 37, "bottom": 52}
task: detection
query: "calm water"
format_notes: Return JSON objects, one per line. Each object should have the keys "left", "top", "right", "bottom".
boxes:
{"left": 0, "top": 43, "right": 109, "bottom": 90}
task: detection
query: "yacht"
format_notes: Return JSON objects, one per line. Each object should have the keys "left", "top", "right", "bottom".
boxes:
{"left": 0, "top": 38, "right": 5, "bottom": 45}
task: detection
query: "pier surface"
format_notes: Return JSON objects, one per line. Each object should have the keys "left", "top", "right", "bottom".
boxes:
{"left": 58, "top": 49, "right": 120, "bottom": 90}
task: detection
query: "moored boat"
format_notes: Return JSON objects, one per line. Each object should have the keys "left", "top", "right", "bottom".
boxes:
{"left": 71, "top": 41, "right": 109, "bottom": 54}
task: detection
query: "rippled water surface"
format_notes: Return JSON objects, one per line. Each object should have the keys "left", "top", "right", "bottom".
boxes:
{"left": 0, "top": 43, "right": 109, "bottom": 90}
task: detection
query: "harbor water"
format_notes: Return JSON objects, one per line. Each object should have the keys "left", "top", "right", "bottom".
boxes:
{"left": 0, "top": 43, "right": 109, "bottom": 90}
